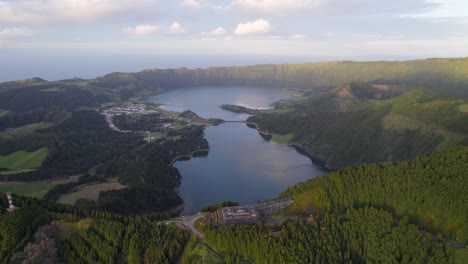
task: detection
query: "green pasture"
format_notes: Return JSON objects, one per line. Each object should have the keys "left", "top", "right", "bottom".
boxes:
{"left": 0, "top": 122, "right": 50, "bottom": 139}
{"left": 459, "top": 104, "right": 468, "bottom": 113}
{"left": 456, "top": 247, "right": 468, "bottom": 264}
{"left": 273, "top": 133, "right": 294, "bottom": 144}
{"left": 0, "top": 182, "right": 59, "bottom": 198}
{"left": 0, "top": 147, "right": 48, "bottom": 174}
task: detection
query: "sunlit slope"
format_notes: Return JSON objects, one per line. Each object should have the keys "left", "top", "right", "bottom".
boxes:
{"left": 92, "top": 57, "right": 468, "bottom": 97}
{"left": 2, "top": 57, "right": 468, "bottom": 116}
{"left": 249, "top": 86, "right": 468, "bottom": 169}
{"left": 281, "top": 145, "right": 468, "bottom": 243}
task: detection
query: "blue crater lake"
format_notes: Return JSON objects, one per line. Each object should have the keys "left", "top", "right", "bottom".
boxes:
{"left": 149, "top": 86, "right": 326, "bottom": 214}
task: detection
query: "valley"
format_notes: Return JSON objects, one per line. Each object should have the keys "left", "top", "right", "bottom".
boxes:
{"left": 0, "top": 58, "right": 467, "bottom": 263}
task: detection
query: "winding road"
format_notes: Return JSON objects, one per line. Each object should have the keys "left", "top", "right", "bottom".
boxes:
{"left": 158, "top": 213, "right": 208, "bottom": 239}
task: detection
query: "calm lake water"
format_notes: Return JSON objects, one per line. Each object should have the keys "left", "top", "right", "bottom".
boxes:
{"left": 150, "top": 86, "right": 325, "bottom": 214}
{"left": 151, "top": 86, "right": 289, "bottom": 121}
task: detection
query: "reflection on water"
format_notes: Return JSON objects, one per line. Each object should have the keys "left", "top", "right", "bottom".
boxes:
{"left": 176, "top": 123, "right": 326, "bottom": 214}
{"left": 151, "top": 86, "right": 325, "bottom": 214}
{"left": 149, "top": 86, "right": 289, "bottom": 121}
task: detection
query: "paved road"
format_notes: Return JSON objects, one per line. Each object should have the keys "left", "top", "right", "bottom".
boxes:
{"left": 159, "top": 213, "right": 208, "bottom": 239}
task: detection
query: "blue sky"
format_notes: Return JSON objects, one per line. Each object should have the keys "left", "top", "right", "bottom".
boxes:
{"left": 1, "top": 0, "right": 467, "bottom": 81}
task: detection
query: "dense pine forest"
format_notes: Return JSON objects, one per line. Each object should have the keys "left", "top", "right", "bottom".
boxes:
{"left": 280, "top": 145, "right": 468, "bottom": 243}
{"left": 0, "top": 198, "right": 184, "bottom": 264}
{"left": 1, "top": 145, "right": 466, "bottom": 263}
{"left": 202, "top": 207, "right": 455, "bottom": 263}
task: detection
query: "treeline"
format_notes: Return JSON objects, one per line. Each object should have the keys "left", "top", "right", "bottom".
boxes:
{"left": 281, "top": 145, "right": 468, "bottom": 242}
{"left": 91, "top": 58, "right": 468, "bottom": 97}
{"left": 43, "top": 174, "right": 105, "bottom": 202}
{"left": 0, "top": 107, "right": 70, "bottom": 129}
{"left": 201, "top": 201, "right": 239, "bottom": 212}
{"left": 2, "top": 111, "right": 209, "bottom": 215}
{"left": 0, "top": 83, "right": 113, "bottom": 113}
{"left": 202, "top": 207, "right": 455, "bottom": 263}
{"left": 220, "top": 104, "right": 259, "bottom": 115}
{"left": 0, "top": 195, "right": 189, "bottom": 264}
{"left": 94, "top": 125, "right": 209, "bottom": 214}
{"left": 0, "top": 110, "right": 143, "bottom": 181}
{"left": 0, "top": 205, "right": 50, "bottom": 262}
{"left": 249, "top": 88, "right": 468, "bottom": 169}
{"left": 0, "top": 133, "right": 50, "bottom": 156}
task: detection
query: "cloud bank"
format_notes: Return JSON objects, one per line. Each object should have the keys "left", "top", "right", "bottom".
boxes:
{"left": 234, "top": 19, "right": 271, "bottom": 35}
{"left": 0, "top": 0, "right": 155, "bottom": 23}
{"left": 124, "top": 22, "right": 187, "bottom": 36}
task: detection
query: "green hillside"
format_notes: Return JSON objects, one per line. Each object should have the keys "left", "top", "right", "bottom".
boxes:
{"left": 0, "top": 57, "right": 466, "bottom": 263}
{"left": 281, "top": 145, "right": 468, "bottom": 242}
{"left": 0, "top": 145, "right": 464, "bottom": 263}
{"left": 0, "top": 122, "right": 50, "bottom": 140}
{"left": 1, "top": 57, "right": 468, "bottom": 117}
{"left": 91, "top": 57, "right": 468, "bottom": 97}
{"left": 0, "top": 148, "right": 48, "bottom": 175}
{"left": 249, "top": 86, "right": 468, "bottom": 169}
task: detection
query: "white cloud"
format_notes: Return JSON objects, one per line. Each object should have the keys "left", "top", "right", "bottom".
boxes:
{"left": 227, "top": 0, "right": 440, "bottom": 17}
{"left": 0, "top": 27, "right": 33, "bottom": 38}
{"left": 124, "top": 22, "right": 187, "bottom": 36}
{"left": 202, "top": 27, "right": 226, "bottom": 36}
{"left": 168, "top": 22, "right": 187, "bottom": 35}
{"left": 123, "top": 25, "right": 161, "bottom": 36}
{"left": 180, "top": 0, "right": 202, "bottom": 8}
{"left": 0, "top": 0, "right": 154, "bottom": 23}
{"left": 234, "top": 19, "right": 271, "bottom": 35}
{"left": 228, "top": 0, "right": 318, "bottom": 16}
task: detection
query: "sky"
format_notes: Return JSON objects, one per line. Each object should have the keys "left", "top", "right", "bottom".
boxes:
{"left": 1, "top": 0, "right": 468, "bottom": 81}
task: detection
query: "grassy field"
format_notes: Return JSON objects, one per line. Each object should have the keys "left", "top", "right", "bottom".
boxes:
{"left": 0, "top": 178, "right": 74, "bottom": 198}
{"left": 40, "top": 87, "right": 63, "bottom": 92}
{"left": 261, "top": 108, "right": 293, "bottom": 114}
{"left": 459, "top": 104, "right": 468, "bottom": 113}
{"left": 57, "top": 182, "right": 126, "bottom": 205}
{"left": 0, "top": 122, "right": 50, "bottom": 139}
{"left": 0, "top": 147, "right": 48, "bottom": 175}
{"left": 456, "top": 248, "right": 468, "bottom": 264}
{"left": 283, "top": 188, "right": 321, "bottom": 215}
{"left": 149, "top": 132, "right": 163, "bottom": 142}
{"left": 272, "top": 133, "right": 294, "bottom": 144}
{"left": 0, "top": 109, "right": 10, "bottom": 117}
{"left": 381, "top": 112, "right": 466, "bottom": 150}
{"left": 374, "top": 90, "right": 468, "bottom": 131}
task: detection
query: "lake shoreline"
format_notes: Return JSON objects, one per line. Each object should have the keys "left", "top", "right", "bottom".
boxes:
{"left": 239, "top": 121, "right": 332, "bottom": 172}
{"left": 170, "top": 148, "right": 211, "bottom": 166}
{"left": 151, "top": 86, "right": 325, "bottom": 213}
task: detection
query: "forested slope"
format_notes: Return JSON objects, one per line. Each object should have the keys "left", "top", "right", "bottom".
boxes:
{"left": 0, "top": 198, "right": 187, "bottom": 264}
{"left": 249, "top": 86, "right": 468, "bottom": 169}
{"left": 0, "top": 146, "right": 465, "bottom": 263}
{"left": 202, "top": 207, "right": 455, "bottom": 263}
{"left": 92, "top": 58, "right": 468, "bottom": 97}
{"left": 281, "top": 145, "right": 468, "bottom": 242}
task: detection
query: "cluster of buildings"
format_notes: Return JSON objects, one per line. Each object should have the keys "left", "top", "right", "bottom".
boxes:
{"left": 101, "top": 103, "right": 161, "bottom": 133}
{"left": 101, "top": 103, "right": 159, "bottom": 117}
{"left": 213, "top": 198, "right": 294, "bottom": 226}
